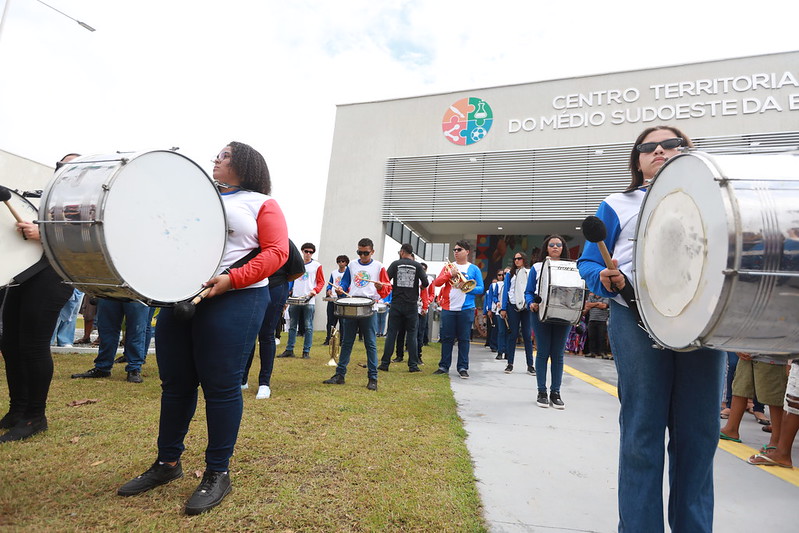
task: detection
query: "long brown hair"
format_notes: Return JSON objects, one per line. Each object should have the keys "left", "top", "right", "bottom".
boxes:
{"left": 509, "top": 251, "right": 527, "bottom": 276}
{"left": 536, "top": 234, "right": 570, "bottom": 263}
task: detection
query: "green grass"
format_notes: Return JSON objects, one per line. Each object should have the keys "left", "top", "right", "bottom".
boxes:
{"left": 0, "top": 332, "right": 486, "bottom": 532}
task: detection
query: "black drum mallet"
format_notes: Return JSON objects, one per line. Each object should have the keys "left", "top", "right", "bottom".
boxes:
{"left": 173, "top": 287, "right": 212, "bottom": 321}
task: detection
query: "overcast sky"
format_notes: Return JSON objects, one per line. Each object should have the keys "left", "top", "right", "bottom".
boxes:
{"left": 1, "top": 0, "right": 796, "bottom": 250}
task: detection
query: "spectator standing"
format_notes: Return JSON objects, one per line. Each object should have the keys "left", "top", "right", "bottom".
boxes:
{"left": 585, "top": 292, "right": 609, "bottom": 358}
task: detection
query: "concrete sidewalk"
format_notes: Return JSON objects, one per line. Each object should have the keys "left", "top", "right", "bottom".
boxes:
{"left": 449, "top": 345, "right": 799, "bottom": 533}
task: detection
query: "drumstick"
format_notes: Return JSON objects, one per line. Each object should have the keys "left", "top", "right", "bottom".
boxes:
{"left": 0, "top": 186, "right": 28, "bottom": 240}
{"left": 582, "top": 215, "right": 618, "bottom": 292}
{"left": 354, "top": 274, "right": 383, "bottom": 286}
{"left": 330, "top": 283, "right": 351, "bottom": 297}
{"left": 173, "top": 287, "right": 212, "bottom": 321}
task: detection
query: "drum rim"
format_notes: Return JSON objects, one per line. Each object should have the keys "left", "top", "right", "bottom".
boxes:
{"left": 1, "top": 189, "right": 42, "bottom": 287}
{"left": 538, "top": 258, "right": 585, "bottom": 325}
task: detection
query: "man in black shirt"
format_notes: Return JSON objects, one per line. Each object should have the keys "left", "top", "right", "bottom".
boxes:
{"left": 378, "top": 244, "right": 430, "bottom": 373}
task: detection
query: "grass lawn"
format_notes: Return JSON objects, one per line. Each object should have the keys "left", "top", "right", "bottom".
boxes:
{"left": 0, "top": 332, "right": 486, "bottom": 532}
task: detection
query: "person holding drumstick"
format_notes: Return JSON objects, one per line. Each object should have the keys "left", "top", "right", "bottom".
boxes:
{"left": 117, "top": 142, "right": 288, "bottom": 515}
{"left": 0, "top": 155, "right": 77, "bottom": 443}
{"left": 577, "top": 126, "right": 725, "bottom": 532}
{"left": 523, "top": 235, "right": 570, "bottom": 409}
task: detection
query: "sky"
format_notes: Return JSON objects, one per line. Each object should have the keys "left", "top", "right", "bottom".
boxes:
{"left": 1, "top": 0, "right": 797, "bottom": 263}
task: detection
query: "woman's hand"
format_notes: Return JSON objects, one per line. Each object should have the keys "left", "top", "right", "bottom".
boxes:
{"left": 500, "top": 310, "right": 507, "bottom": 320}
{"left": 203, "top": 274, "right": 232, "bottom": 298}
{"left": 17, "top": 221, "right": 40, "bottom": 241}
{"left": 600, "top": 258, "right": 625, "bottom": 292}
{"left": 529, "top": 303, "right": 539, "bottom": 312}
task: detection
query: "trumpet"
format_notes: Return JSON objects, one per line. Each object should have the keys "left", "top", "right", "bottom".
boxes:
{"left": 327, "top": 326, "right": 340, "bottom": 366}
{"left": 446, "top": 261, "right": 477, "bottom": 293}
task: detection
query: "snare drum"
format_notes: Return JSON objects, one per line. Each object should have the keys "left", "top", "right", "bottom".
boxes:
{"left": 634, "top": 151, "right": 799, "bottom": 354}
{"left": 538, "top": 257, "right": 586, "bottom": 325}
{"left": 287, "top": 296, "right": 310, "bottom": 306}
{"left": 1, "top": 189, "right": 43, "bottom": 287}
{"left": 375, "top": 302, "right": 387, "bottom": 314}
{"left": 334, "top": 297, "right": 375, "bottom": 318}
{"left": 39, "top": 151, "right": 227, "bottom": 305}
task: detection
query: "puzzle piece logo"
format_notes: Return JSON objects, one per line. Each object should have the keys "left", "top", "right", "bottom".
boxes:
{"left": 355, "top": 271, "right": 370, "bottom": 288}
{"left": 442, "top": 97, "right": 493, "bottom": 146}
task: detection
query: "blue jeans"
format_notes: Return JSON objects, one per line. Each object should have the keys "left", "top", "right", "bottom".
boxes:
{"left": 438, "top": 309, "right": 472, "bottom": 372}
{"left": 94, "top": 299, "right": 149, "bottom": 373}
{"left": 496, "top": 313, "right": 507, "bottom": 356}
{"left": 156, "top": 286, "right": 269, "bottom": 471}
{"left": 609, "top": 301, "right": 724, "bottom": 533}
{"left": 377, "top": 308, "right": 387, "bottom": 335}
{"left": 144, "top": 307, "right": 156, "bottom": 352}
{"left": 531, "top": 313, "right": 569, "bottom": 392}
{"left": 287, "top": 304, "right": 315, "bottom": 353}
{"left": 724, "top": 351, "right": 738, "bottom": 407}
{"left": 337, "top": 313, "right": 378, "bottom": 380}
{"left": 51, "top": 289, "right": 83, "bottom": 346}
{"left": 505, "top": 307, "right": 533, "bottom": 366}
{"left": 416, "top": 313, "right": 427, "bottom": 358}
{"left": 381, "top": 302, "right": 419, "bottom": 369}
{"left": 243, "top": 283, "right": 289, "bottom": 386}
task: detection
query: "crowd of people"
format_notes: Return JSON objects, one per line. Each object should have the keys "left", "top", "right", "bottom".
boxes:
{"left": 1, "top": 127, "right": 797, "bottom": 528}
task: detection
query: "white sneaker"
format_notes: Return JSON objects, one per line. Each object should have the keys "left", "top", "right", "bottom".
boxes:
{"left": 241, "top": 383, "right": 249, "bottom": 390}
{"left": 275, "top": 337, "right": 281, "bottom": 346}
{"left": 256, "top": 385, "right": 271, "bottom": 399}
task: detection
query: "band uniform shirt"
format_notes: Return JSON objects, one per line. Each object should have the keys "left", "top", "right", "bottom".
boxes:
{"left": 432, "top": 262, "right": 484, "bottom": 311}
{"left": 523, "top": 262, "right": 545, "bottom": 308}
{"left": 339, "top": 258, "right": 391, "bottom": 301}
{"left": 290, "top": 259, "right": 325, "bottom": 305}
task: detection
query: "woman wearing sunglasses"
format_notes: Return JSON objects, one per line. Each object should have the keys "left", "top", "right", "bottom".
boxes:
{"left": 578, "top": 126, "right": 724, "bottom": 532}
{"left": 499, "top": 252, "right": 534, "bottom": 375}
{"left": 524, "top": 235, "right": 571, "bottom": 409}
{"left": 116, "top": 142, "right": 289, "bottom": 516}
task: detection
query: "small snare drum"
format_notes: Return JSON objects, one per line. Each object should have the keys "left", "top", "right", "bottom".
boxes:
{"left": 334, "top": 296, "right": 375, "bottom": 318}
{"left": 538, "top": 257, "right": 586, "bottom": 325}
{"left": 1, "top": 189, "right": 43, "bottom": 287}
{"left": 287, "top": 295, "right": 310, "bottom": 306}
{"left": 375, "top": 302, "right": 388, "bottom": 314}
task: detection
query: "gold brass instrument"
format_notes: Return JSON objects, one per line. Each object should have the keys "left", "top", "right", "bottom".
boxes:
{"left": 327, "top": 326, "right": 340, "bottom": 366}
{"left": 446, "top": 261, "right": 477, "bottom": 293}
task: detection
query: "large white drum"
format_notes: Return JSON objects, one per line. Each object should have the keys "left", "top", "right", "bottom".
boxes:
{"left": 634, "top": 151, "right": 799, "bottom": 354}
{"left": 538, "top": 257, "right": 586, "bottom": 325}
{"left": 1, "top": 189, "right": 43, "bottom": 287}
{"left": 39, "top": 151, "right": 227, "bottom": 305}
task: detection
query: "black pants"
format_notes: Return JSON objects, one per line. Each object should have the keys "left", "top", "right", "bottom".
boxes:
{"left": 381, "top": 303, "right": 419, "bottom": 369}
{"left": 587, "top": 320, "right": 608, "bottom": 356}
{"left": 1, "top": 266, "right": 72, "bottom": 419}
{"left": 325, "top": 300, "right": 338, "bottom": 340}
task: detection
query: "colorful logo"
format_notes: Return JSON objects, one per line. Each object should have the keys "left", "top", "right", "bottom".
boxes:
{"left": 354, "top": 271, "right": 370, "bottom": 288}
{"left": 442, "top": 97, "right": 493, "bottom": 145}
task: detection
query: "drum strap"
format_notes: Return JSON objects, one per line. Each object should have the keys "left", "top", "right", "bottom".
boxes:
{"left": 618, "top": 273, "right": 643, "bottom": 327}
{"left": 224, "top": 247, "right": 261, "bottom": 274}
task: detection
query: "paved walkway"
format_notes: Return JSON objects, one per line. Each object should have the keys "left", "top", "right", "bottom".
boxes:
{"left": 450, "top": 344, "right": 799, "bottom": 533}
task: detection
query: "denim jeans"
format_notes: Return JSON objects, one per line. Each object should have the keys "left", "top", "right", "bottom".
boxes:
{"left": 381, "top": 302, "right": 419, "bottom": 369}
{"left": 496, "top": 313, "right": 507, "bottom": 356}
{"left": 377, "top": 309, "right": 387, "bottom": 335}
{"left": 416, "top": 313, "right": 427, "bottom": 358}
{"left": 243, "top": 283, "right": 289, "bottom": 386}
{"left": 487, "top": 314, "right": 497, "bottom": 350}
{"left": 51, "top": 289, "right": 83, "bottom": 346}
{"left": 156, "top": 286, "right": 269, "bottom": 471}
{"left": 438, "top": 309, "right": 472, "bottom": 372}
{"left": 723, "top": 351, "right": 738, "bottom": 407}
{"left": 287, "top": 303, "right": 315, "bottom": 353}
{"left": 94, "top": 299, "right": 149, "bottom": 373}
{"left": 609, "top": 301, "right": 724, "bottom": 533}
{"left": 505, "top": 306, "right": 533, "bottom": 366}
{"left": 337, "top": 312, "right": 378, "bottom": 380}
{"left": 144, "top": 306, "right": 157, "bottom": 352}
{"left": 531, "top": 313, "right": 569, "bottom": 392}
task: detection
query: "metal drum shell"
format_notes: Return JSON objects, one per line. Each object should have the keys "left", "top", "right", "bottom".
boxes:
{"left": 538, "top": 258, "right": 586, "bottom": 326}
{"left": 633, "top": 151, "right": 799, "bottom": 355}
{"left": 334, "top": 296, "right": 375, "bottom": 318}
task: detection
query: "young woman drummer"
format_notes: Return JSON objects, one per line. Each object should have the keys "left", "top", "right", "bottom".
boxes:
{"left": 524, "top": 234, "right": 571, "bottom": 409}
{"left": 117, "top": 142, "right": 288, "bottom": 515}
{"left": 577, "top": 126, "right": 724, "bottom": 532}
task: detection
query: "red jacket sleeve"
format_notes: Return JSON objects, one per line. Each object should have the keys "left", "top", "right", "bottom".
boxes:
{"left": 228, "top": 199, "right": 289, "bottom": 289}
{"left": 420, "top": 284, "right": 431, "bottom": 311}
{"left": 432, "top": 269, "right": 452, "bottom": 287}
{"left": 314, "top": 266, "right": 325, "bottom": 293}
{"left": 377, "top": 268, "right": 392, "bottom": 299}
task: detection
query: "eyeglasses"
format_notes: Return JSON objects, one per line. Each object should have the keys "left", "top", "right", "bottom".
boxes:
{"left": 514, "top": 256, "right": 523, "bottom": 260}
{"left": 356, "top": 251, "right": 371, "bottom": 256}
{"left": 548, "top": 242, "right": 563, "bottom": 248}
{"left": 215, "top": 151, "right": 232, "bottom": 161}
{"left": 302, "top": 250, "right": 314, "bottom": 254}
{"left": 453, "top": 247, "right": 464, "bottom": 252}
{"left": 337, "top": 260, "right": 347, "bottom": 264}
{"left": 636, "top": 137, "right": 683, "bottom": 153}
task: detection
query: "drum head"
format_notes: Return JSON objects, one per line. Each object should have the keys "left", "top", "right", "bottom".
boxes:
{"left": 1, "top": 190, "right": 42, "bottom": 286}
{"left": 102, "top": 152, "right": 226, "bottom": 302}
{"left": 337, "top": 297, "right": 373, "bottom": 306}
{"left": 634, "top": 152, "right": 731, "bottom": 349}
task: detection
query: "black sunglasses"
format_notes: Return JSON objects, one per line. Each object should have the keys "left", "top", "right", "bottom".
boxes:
{"left": 302, "top": 250, "right": 314, "bottom": 254}
{"left": 636, "top": 137, "right": 683, "bottom": 153}
{"left": 453, "top": 247, "right": 464, "bottom": 252}
{"left": 356, "top": 251, "right": 371, "bottom": 256}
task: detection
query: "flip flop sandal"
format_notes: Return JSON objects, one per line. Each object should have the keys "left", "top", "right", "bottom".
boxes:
{"left": 762, "top": 424, "right": 773, "bottom": 433}
{"left": 719, "top": 431, "right": 742, "bottom": 443}
{"left": 747, "top": 452, "right": 792, "bottom": 468}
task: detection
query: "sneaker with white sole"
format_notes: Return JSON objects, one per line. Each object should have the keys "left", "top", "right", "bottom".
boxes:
{"left": 256, "top": 385, "right": 271, "bottom": 399}
{"left": 458, "top": 370, "right": 469, "bottom": 379}
{"left": 240, "top": 383, "right": 249, "bottom": 390}
{"left": 550, "top": 391, "right": 565, "bottom": 410}
{"left": 536, "top": 391, "right": 549, "bottom": 408}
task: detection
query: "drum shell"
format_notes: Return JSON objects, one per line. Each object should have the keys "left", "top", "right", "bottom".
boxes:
{"left": 538, "top": 258, "right": 586, "bottom": 326}
{"left": 1, "top": 190, "right": 42, "bottom": 287}
{"left": 634, "top": 151, "right": 799, "bottom": 354}
{"left": 287, "top": 296, "right": 309, "bottom": 306}
{"left": 334, "top": 297, "right": 375, "bottom": 318}
{"left": 39, "top": 151, "right": 227, "bottom": 305}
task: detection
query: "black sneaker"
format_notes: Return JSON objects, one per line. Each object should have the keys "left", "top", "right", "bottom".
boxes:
{"left": 408, "top": 367, "right": 422, "bottom": 373}
{"left": 276, "top": 350, "right": 295, "bottom": 358}
{"left": 377, "top": 363, "right": 390, "bottom": 372}
{"left": 433, "top": 368, "right": 448, "bottom": 375}
{"left": 366, "top": 378, "right": 378, "bottom": 391}
{"left": 536, "top": 391, "right": 550, "bottom": 408}
{"left": 118, "top": 460, "right": 184, "bottom": 496}
{"left": 302, "top": 352, "right": 310, "bottom": 359}
{"left": 504, "top": 364, "right": 513, "bottom": 374}
{"left": 184, "top": 470, "right": 231, "bottom": 515}
{"left": 322, "top": 340, "right": 330, "bottom": 346}
{"left": 495, "top": 353, "right": 503, "bottom": 360}
{"left": 322, "top": 374, "right": 345, "bottom": 385}
{"left": 527, "top": 365, "right": 536, "bottom": 376}
{"left": 0, "top": 411, "right": 22, "bottom": 429}
{"left": 418, "top": 356, "right": 424, "bottom": 365}
{"left": 392, "top": 356, "right": 404, "bottom": 363}
{"left": 458, "top": 370, "right": 469, "bottom": 379}
{"left": 550, "top": 391, "right": 565, "bottom": 410}
{"left": 0, "top": 416, "right": 48, "bottom": 443}
{"left": 127, "top": 369, "right": 143, "bottom": 383}
{"left": 71, "top": 367, "right": 111, "bottom": 379}
{"left": 114, "top": 355, "right": 127, "bottom": 364}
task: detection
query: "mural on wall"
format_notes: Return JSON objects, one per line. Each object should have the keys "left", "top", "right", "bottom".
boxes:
{"left": 474, "top": 234, "right": 581, "bottom": 284}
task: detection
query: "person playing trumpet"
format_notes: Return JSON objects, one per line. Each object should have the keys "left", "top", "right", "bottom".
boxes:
{"left": 432, "top": 240, "right": 484, "bottom": 379}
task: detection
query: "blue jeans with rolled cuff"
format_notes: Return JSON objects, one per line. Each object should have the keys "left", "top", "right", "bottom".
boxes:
{"left": 287, "top": 303, "right": 315, "bottom": 353}
{"left": 155, "top": 286, "right": 269, "bottom": 472}
{"left": 608, "top": 300, "right": 724, "bottom": 533}
{"left": 438, "top": 309, "right": 472, "bottom": 372}
{"left": 336, "top": 312, "right": 378, "bottom": 380}
{"left": 95, "top": 299, "right": 149, "bottom": 373}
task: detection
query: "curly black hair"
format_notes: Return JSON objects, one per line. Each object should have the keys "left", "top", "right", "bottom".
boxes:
{"left": 227, "top": 141, "right": 271, "bottom": 195}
